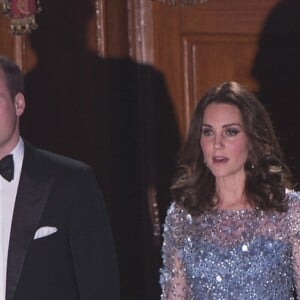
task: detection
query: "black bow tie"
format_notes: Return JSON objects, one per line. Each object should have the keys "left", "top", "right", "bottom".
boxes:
{"left": 0, "top": 154, "right": 14, "bottom": 182}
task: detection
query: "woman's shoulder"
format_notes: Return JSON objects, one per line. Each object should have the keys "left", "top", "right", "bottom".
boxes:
{"left": 166, "top": 201, "right": 191, "bottom": 221}
{"left": 286, "top": 189, "right": 300, "bottom": 207}
{"left": 164, "top": 202, "right": 193, "bottom": 232}
{"left": 284, "top": 189, "right": 300, "bottom": 236}
{"left": 285, "top": 189, "right": 300, "bottom": 220}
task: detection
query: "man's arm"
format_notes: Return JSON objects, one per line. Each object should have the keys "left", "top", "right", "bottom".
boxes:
{"left": 69, "top": 167, "right": 119, "bottom": 300}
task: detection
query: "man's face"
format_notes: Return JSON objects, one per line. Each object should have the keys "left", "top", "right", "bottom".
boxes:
{"left": 0, "top": 70, "right": 25, "bottom": 159}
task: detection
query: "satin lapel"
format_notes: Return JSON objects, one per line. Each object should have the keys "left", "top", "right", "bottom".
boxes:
{"left": 6, "top": 144, "right": 53, "bottom": 300}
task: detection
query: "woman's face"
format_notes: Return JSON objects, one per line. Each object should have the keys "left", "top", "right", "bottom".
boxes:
{"left": 200, "top": 103, "right": 250, "bottom": 181}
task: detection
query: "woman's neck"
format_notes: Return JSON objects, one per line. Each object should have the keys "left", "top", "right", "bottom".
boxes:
{"left": 215, "top": 176, "right": 251, "bottom": 210}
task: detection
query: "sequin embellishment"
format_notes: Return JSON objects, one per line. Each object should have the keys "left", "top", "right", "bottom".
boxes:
{"left": 160, "top": 191, "right": 300, "bottom": 299}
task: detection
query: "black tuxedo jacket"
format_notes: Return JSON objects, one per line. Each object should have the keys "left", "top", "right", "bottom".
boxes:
{"left": 6, "top": 142, "right": 119, "bottom": 300}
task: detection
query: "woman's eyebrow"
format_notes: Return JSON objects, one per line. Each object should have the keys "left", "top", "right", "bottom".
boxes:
{"left": 201, "top": 123, "right": 241, "bottom": 127}
{"left": 222, "top": 123, "right": 241, "bottom": 128}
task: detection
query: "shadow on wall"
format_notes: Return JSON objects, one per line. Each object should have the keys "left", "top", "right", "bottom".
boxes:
{"left": 252, "top": 0, "right": 300, "bottom": 184}
{"left": 21, "top": 0, "right": 180, "bottom": 299}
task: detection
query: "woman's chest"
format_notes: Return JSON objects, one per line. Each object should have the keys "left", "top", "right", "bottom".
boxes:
{"left": 180, "top": 211, "right": 293, "bottom": 298}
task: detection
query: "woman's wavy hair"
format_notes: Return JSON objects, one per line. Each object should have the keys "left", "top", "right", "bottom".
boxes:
{"left": 171, "top": 81, "right": 293, "bottom": 215}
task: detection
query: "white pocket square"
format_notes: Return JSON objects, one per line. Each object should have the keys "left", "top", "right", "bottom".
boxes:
{"left": 33, "top": 226, "right": 58, "bottom": 240}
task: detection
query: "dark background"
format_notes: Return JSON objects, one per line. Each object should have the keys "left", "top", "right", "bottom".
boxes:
{"left": 20, "top": 0, "right": 180, "bottom": 299}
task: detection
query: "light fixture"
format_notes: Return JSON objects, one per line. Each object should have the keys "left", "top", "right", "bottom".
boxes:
{"left": 0, "top": 0, "right": 41, "bottom": 34}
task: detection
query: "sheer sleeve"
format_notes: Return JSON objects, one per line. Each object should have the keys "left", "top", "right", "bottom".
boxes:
{"left": 287, "top": 191, "right": 300, "bottom": 296}
{"left": 160, "top": 203, "right": 192, "bottom": 299}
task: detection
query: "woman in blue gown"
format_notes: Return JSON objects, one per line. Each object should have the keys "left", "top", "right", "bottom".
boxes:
{"left": 160, "top": 81, "right": 300, "bottom": 299}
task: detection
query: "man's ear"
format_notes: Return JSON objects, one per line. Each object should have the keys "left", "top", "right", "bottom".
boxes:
{"left": 14, "top": 92, "right": 25, "bottom": 116}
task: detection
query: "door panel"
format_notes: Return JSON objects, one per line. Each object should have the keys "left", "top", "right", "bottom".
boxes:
{"left": 183, "top": 34, "right": 259, "bottom": 129}
{"left": 153, "top": 0, "right": 279, "bottom": 137}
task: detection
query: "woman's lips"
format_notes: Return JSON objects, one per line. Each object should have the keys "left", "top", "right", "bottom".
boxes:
{"left": 213, "top": 156, "right": 229, "bottom": 163}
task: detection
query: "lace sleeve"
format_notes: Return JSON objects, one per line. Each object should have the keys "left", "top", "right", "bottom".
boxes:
{"left": 287, "top": 191, "right": 300, "bottom": 296}
{"left": 160, "top": 203, "right": 192, "bottom": 299}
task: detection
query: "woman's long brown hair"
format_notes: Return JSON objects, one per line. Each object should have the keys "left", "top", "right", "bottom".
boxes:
{"left": 171, "top": 82, "right": 293, "bottom": 215}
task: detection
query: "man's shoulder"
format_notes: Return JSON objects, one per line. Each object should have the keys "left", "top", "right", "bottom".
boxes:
{"left": 24, "top": 141, "right": 91, "bottom": 174}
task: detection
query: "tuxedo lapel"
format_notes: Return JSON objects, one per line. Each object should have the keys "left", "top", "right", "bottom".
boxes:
{"left": 6, "top": 143, "right": 53, "bottom": 300}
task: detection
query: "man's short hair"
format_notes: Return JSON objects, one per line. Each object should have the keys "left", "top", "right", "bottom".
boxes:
{"left": 0, "top": 56, "right": 24, "bottom": 99}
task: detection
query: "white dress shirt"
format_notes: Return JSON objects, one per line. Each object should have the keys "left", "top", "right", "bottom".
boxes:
{"left": 0, "top": 138, "right": 24, "bottom": 300}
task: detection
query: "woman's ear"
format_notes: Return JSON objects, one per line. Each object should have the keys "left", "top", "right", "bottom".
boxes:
{"left": 14, "top": 92, "right": 26, "bottom": 116}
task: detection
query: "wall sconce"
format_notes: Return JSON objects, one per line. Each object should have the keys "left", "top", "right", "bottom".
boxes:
{"left": 0, "top": 0, "right": 41, "bottom": 34}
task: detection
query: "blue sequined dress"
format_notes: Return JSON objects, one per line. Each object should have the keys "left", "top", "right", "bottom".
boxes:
{"left": 160, "top": 191, "right": 300, "bottom": 299}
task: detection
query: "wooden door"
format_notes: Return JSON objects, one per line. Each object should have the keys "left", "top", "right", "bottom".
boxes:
{"left": 149, "top": 0, "right": 300, "bottom": 181}
{"left": 151, "top": 0, "right": 280, "bottom": 138}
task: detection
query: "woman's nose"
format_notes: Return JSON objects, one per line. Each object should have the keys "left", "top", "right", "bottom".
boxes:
{"left": 213, "top": 134, "right": 224, "bottom": 149}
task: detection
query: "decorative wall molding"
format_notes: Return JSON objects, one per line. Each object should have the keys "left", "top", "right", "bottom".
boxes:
{"left": 95, "top": 0, "right": 106, "bottom": 56}
{"left": 127, "top": 0, "right": 154, "bottom": 64}
{"left": 158, "top": 0, "right": 207, "bottom": 5}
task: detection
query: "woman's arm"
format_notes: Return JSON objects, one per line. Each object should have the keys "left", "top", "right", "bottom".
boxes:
{"left": 160, "top": 203, "right": 191, "bottom": 299}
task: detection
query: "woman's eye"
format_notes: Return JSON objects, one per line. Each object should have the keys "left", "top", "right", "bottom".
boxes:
{"left": 202, "top": 128, "right": 214, "bottom": 136}
{"left": 225, "top": 128, "right": 239, "bottom": 136}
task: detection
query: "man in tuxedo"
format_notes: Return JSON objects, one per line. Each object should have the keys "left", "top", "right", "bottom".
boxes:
{"left": 0, "top": 56, "right": 119, "bottom": 300}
